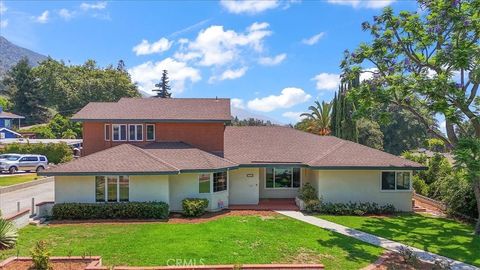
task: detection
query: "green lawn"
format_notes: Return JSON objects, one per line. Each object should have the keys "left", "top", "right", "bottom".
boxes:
{"left": 0, "top": 174, "right": 41, "bottom": 186}
{"left": 317, "top": 213, "right": 480, "bottom": 266}
{"left": 0, "top": 215, "right": 383, "bottom": 269}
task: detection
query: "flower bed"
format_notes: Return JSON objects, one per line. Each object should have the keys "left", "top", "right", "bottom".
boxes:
{"left": 0, "top": 256, "right": 107, "bottom": 270}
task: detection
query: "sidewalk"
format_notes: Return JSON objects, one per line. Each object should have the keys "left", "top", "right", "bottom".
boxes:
{"left": 276, "top": 211, "right": 478, "bottom": 270}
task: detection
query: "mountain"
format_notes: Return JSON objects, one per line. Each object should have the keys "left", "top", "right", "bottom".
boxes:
{"left": 231, "top": 107, "right": 282, "bottom": 124}
{"left": 0, "top": 36, "right": 48, "bottom": 77}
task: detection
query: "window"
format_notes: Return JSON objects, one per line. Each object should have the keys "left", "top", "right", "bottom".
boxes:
{"left": 199, "top": 173, "right": 211, "bottom": 193}
{"left": 39, "top": 156, "right": 46, "bottom": 161}
{"left": 4, "top": 119, "right": 11, "bottom": 128}
{"left": 95, "top": 175, "right": 129, "bottom": 202}
{"left": 381, "top": 171, "right": 411, "bottom": 191}
{"left": 146, "top": 124, "right": 155, "bottom": 141}
{"left": 213, "top": 171, "right": 227, "bottom": 192}
{"left": 20, "top": 156, "right": 39, "bottom": 162}
{"left": 112, "top": 124, "right": 127, "bottom": 141}
{"left": 265, "top": 168, "right": 301, "bottom": 189}
{"left": 128, "top": 124, "right": 143, "bottom": 141}
{"left": 105, "top": 124, "right": 110, "bottom": 141}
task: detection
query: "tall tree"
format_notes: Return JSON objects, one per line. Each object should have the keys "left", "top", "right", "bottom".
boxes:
{"left": 331, "top": 77, "right": 358, "bottom": 141}
{"left": 300, "top": 101, "right": 332, "bottom": 135}
{"left": 153, "top": 70, "right": 172, "bottom": 98}
{"left": 2, "top": 58, "right": 50, "bottom": 124}
{"left": 341, "top": 0, "right": 480, "bottom": 233}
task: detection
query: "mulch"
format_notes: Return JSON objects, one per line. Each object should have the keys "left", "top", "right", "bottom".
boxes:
{"left": 47, "top": 210, "right": 278, "bottom": 226}
{"left": 3, "top": 260, "right": 92, "bottom": 270}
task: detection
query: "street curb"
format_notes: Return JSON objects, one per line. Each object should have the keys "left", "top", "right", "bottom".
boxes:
{"left": 0, "top": 176, "right": 54, "bottom": 194}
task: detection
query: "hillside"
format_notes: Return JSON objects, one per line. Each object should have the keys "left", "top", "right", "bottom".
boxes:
{"left": 0, "top": 36, "right": 48, "bottom": 77}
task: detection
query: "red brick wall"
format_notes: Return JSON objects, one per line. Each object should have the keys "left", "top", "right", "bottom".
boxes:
{"left": 82, "top": 122, "right": 225, "bottom": 156}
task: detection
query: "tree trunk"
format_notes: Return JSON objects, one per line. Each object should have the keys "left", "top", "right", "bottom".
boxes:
{"left": 475, "top": 180, "right": 480, "bottom": 235}
{"left": 445, "top": 119, "right": 458, "bottom": 148}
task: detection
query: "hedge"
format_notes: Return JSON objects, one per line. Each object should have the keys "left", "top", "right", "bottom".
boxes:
{"left": 52, "top": 202, "right": 169, "bottom": 220}
{"left": 0, "top": 142, "right": 73, "bottom": 164}
{"left": 318, "top": 202, "right": 396, "bottom": 216}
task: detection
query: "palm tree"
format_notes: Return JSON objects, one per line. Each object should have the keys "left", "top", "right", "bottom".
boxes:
{"left": 301, "top": 101, "right": 332, "bottom": 136}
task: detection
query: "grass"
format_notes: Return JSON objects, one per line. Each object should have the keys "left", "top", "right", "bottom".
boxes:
{"left": 0, "top": 174, "right": 40, "bottom": 186}
{"left": 0, "top": 215, "right": 383, "bottom": 269}
{"left": 317, "top": 213, "right": 480, "bottom": 266}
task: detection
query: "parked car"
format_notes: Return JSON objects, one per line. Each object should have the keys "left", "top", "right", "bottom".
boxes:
{"left": 0, "top": 154, "right": 48, "bottom": 174}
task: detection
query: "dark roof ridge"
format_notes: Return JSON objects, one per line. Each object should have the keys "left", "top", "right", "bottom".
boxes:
{"left": 132, "top": 145, "right": 181, "bottom": 171}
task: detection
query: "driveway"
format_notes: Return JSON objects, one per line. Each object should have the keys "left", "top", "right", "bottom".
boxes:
{"left": 0, "top": 180, "right": 54, "bottom": 216}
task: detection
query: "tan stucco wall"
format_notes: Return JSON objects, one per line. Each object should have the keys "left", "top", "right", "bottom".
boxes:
{"left": 168, "top": 173, "right": 228, "bottom": 212}
{"left": 129, "top": 175, "right": 169, "bottom": 203}
{"left": 55, "top": 176, "right": 95, "bottom": 203}
{"left": 258, "top": 168, "right": 303, "bottom": 199}
{"left": 229, "top": 168, "right": 259, "bottom": 205}
{"left": 315, "top": 170, "right": 412, "bottom": 212}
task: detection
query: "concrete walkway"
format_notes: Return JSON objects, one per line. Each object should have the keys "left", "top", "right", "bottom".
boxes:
{"left": 276, "top": 211, "right": 478, "bottom": 270}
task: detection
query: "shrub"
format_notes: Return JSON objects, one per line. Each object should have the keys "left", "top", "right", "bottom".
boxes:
{"left": 298, "top": 183, "right": 318, "bottom": 201}
{"left": 398, "top": 246, "right": 420, "bottom": 268}
{"left": 0, "top": 218, "right": 18, "bottom": 249}
{"left": 412, "top": 176, "right": 429, "bottom": 196}
{"left": 31, "top": 240, "right": 52, "bottom": 270}
{"left": 52, "top": 202, "right": 169, "bottom": 220}
{"left": 304, "top": 199, "right": 321, "bottom": 213}
{"left": 182, "top": 198, "right": 209, "bottom": 217}
{"left": 0, "top": 142, "right": 73, "bottom": 164}
{"left": 318, "top": 201, "right": 395, "bottom": 215}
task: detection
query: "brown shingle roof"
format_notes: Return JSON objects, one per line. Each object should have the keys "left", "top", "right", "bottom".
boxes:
{"left": 0, "top": 111, "right": 24, "bottom": 119}
{"left": 71, "top": 98, "right": 231, "bottom": 122}
{"left": 42, "top": 142, "right": 237, "bottom": 176}
{"left": 224, "top": 126, "right": 424, "bottom": 169}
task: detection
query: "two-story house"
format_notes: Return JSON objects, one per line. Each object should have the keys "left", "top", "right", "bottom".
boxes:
{"left": 0, "top": 107, "right": 24, "bottom": 139}
{"left": 41, "top": 98, "right": 425, "bottom": 212}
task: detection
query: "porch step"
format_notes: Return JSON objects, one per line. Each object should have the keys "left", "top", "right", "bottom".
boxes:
{"left": 413, "top": 206, "right": 427, "bottom": 212}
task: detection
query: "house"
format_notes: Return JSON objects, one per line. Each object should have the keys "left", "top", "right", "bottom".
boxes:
{"left": 40, "top": 98, "right": 425, "bottom": 212}
{"left": 0, "top": 107, "right": 24, "bottom": 139}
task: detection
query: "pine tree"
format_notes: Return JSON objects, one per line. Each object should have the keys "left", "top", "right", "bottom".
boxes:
{"left": 332, "top": 75, "right": 359, "bottom": 142}
{"left": 3, "top": 58, "right": 50, "bottom": 124}
{"left": 152, "top": 70, "right": 172, "bottom": 98}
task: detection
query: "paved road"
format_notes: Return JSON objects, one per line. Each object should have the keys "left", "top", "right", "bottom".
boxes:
{"left": 0, "top": 181, "right": 54, "bottom": 216}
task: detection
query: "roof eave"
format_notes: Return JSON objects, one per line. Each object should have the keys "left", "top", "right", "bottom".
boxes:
{"left": 70, "top": 118, "right": 231, "bottom": 123}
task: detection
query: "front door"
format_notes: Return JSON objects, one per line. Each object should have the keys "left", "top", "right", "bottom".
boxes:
{"left": 229, "top": 168, "right": 259, "bottom": 205}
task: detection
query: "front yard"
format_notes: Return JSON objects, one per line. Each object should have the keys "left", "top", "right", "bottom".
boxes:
{"left": 0, "top": 174, "right": 41, "bottom": 186}
{"left": 0, "top": 214, "right": 383, "bottom": 269}
{"left": 318, "top": 213, "right": 480, "bottom": 266}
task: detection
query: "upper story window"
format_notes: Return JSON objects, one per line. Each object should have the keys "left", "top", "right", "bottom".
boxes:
{"left": 381, "top": 171, "right": 411, "bottom": 191}
{"left": 112, "top": 124, "right": 127, "bottom": 141}
{"left": 266, "top": 167, "right": 301, "bottom": 189}
{"left": 105, "top": 124, "right": 110, "bottom": 141}
{"left": 128, "top": 124, "right": 143, "bottom": 141}
{"left": 146, "top": 124, "right": 155, "bottom": 141}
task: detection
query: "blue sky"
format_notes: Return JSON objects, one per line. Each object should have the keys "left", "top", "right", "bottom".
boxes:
{"left": 0, "top": 0, "right": 420, "bottom": 124}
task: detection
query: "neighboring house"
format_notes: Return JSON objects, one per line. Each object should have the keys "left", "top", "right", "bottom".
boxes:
{"left": 40, "top": 98, "right": 425, "bottom": 212}
{"left": 0, "top": 107, "right": 24, "bottom": 139}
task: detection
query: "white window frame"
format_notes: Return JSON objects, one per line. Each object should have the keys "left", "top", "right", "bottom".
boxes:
{"left": 146, "top": 124, "right": 155, "bottom": 141}
{"left": 380, "top": 171, "right": 412, "bottom": 192}
{"left": 95, "top": 175, "right": 130, "bottom": 202}
{"left": 128, "top": 124, "right": 143, "bottom": 141}
{"left": 264, "top": 167, "right": 302, "bottom": 190}
{"left": 197, "top": 171, "right": 229, "bottom": 194}
{"left": 112, "top": 124, "right": 127, "bottom": 141}
{"left": 104, "top": 124, "right": 110, "bottom": 141}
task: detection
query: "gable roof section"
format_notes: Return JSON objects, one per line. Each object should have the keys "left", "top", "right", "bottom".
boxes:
{"left": 0, "top": 111, "right": 24, "bottom": 119}
{"left": 42, "top": 142, "right": 237, "bottom": 176}
{"left": 224, "top": 126, "right": 425, "bottom": 169}
{"left": 71, "top": 98, "right": 231, "bottom": 122}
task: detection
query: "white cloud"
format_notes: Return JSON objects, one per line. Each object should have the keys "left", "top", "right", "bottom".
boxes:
{"left": 247, "top": 87, "right": 311, "bottom": 112}
{"left": 80, "top": 1, "right": 107, "bottom": 10}
{"left": 258, "top": 53, "right": 286, "bottom": 66}
{"left": 0, "top": 19, "right": 7, "bottom": 28}
{"left": 34, "top": 10, "right": 49, "bottom": 23}
{"left": 220, "top": 0, "right": 279, "bottom": 14}
{"left": 282, "top": 111, "right": 307, "bottom": 122}
{"left": 176, "top": 22, "right": 272, "bottom": 67}
{"left": 231, "top": 98, "right": 246, "bottom": 109}
{"left": 302, "top": 32, "right": 325, "bottom": 45}
{"left": 327, "top": 0, "right": 394, "bottom": 9}
{"left": 128, "top": 58, "right": 201, "bottom": 95}
{"left": 0, "top": 2, "right": 7, "bottom": 14}
{"left": 312, "top": 73, "right": 340, "bottom": 91}
{"left": 210, "top": 67, "right": 248, "bottom": 83}
{"left": 133, "top": 38, "right": 172, "bottom": 56}
{"left": 58, "top": 8, "right": 74, "bottom": 20}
